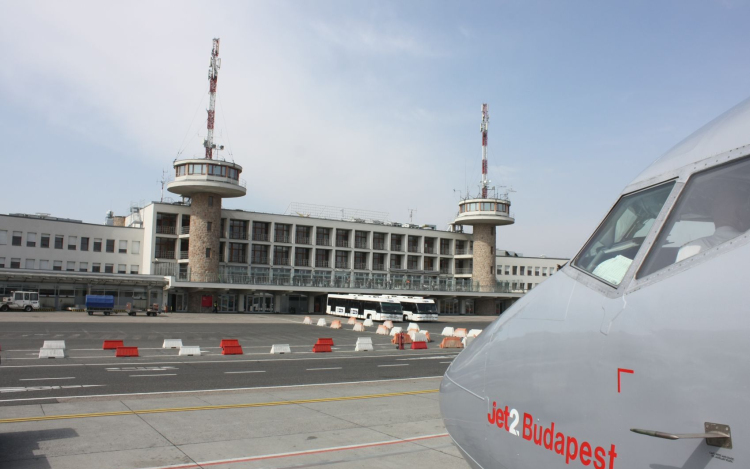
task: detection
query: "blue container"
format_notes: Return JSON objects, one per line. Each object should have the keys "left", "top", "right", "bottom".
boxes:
{"left": 85, "top": 295, "right": 115, "bottom": 310}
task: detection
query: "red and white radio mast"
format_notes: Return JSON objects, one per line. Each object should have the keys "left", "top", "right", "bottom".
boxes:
{"left": 204, "top": 38, "right": 221, "bottom": 159}
{"left": 480, "top": 103, "right": 490, "bottom": 198}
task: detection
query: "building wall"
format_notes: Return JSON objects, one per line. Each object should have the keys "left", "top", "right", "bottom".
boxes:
{"left": 495, "top": 253, "right": 568, "bottom": 292}
{"left": 471, "top": 224, "right": 496, "bottom": 288}
{"left": 0, "top": 215, "right": 144, "bottom": 275}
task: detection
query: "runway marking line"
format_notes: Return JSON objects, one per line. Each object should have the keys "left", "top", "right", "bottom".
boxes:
{"left": 0, "top": 388, "right": 438, "bottom": 424}
{"left": 129, "top": 374, "right": 177, "bottom": 377}
{"left": 378, "top": 364, "right": 409, "bottom": 367}
{"left": 139, "top": 433, "right": 450, "bottom": 469}
{"left": 19, "top": 377, "right": 76, "bottom": 381}
{"left": 306, "top": 367, "right": 342, "bottom": 371}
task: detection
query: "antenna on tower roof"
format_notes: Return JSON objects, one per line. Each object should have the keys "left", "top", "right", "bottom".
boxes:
{"left": 480, "top": 103, "right": 490, "bottom": 198}
{"left": 204, "top": 38, "right": 221, "bottom": 160}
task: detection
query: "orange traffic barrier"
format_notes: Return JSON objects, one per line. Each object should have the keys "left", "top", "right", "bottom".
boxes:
{"left": 103, "top": 340, "right": 124, "bottom": 350}
{"left": 454, "top": 328, "right": 468, "bottom": 338}
{"left": 391, "top": 333, "right": 412, "bottom": 345}
{"left": 376, "top": 325, "right": 388, "bottom": 335}
{"left": 411, "top": 341, "right": 428, "bottom": 350}
{"left": 313, "top": 343, "right": 332, "bottom": 352}
{"left": 222, "top": 345, "right": 243, "bottom": 355}
{"left": 115, "top": 346, "right": 139, "bottom": 357}
{"left": 440, "top": 337, "right": 464, "bottom": 349}
{"left": 221, "top": 339, "right": 240, "bottom": 348}
{"left": 316, "top": 338, "right": 335, "bottom": 346}
{"left": 330, "top": 320, "right": 342, "bottom": 329}
{"left": 347, "top": 317, "right": 356, "bottom": 325}
{"left": 424, "top": 331, "right": 432, "bottom": 342}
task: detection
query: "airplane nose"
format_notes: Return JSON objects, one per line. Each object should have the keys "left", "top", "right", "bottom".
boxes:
{"left": 440, "top": 328, "right": 494, "bottom": 469}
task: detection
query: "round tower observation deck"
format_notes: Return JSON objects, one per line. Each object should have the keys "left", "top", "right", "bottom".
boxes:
{"left": 454, "top": 198, "right": 514, "bottom": 226}
{"left": 167, "top": 159, "right": 246, "bottom": 199}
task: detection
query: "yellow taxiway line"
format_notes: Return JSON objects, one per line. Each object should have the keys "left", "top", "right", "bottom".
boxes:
{"left": 0, "top": 389, "right": 439, "bottom": 424}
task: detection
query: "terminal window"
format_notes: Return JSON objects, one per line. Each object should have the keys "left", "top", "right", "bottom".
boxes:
{"left": 106, "top": 240, "right": 115, "bottom": 253}
{"left": 27, "top": 232, "right": 36, "bottom": 247}
{"left": 81, "top": 237, "right": 89, "bottom": 251}
{"left": 53, "top": 261, "right": 62, "bottom": 271}
{"left": 0, "top": 230, "right": 6, "bottom": 245}
{"left": 92, "top": 263, "right": 101, "bottom": 272}
{"left": 104, "top": 264, "right": 114, "bottom": 273}
{"left": 0, "top": 257, "right": 5, "bottom": 267}
{"left": 54, "top": 235, "right": 63, "bottom": 249}
{"left": 68, "top": 236, "right": 77, "bottom": 250}
{"left": 41, "top": 234, "right": 50, "bottom": 248}
{"left": 12, "top": 231, "right": 21, "bottom": 246}
{"left": 11, "top": 258, "right": 20, "bottom": 268}
{"left": 25, "top": 259, "right": 34, "bottom": 269}
{"left": 93, "top": 239, "right": 102, "bottom": 252}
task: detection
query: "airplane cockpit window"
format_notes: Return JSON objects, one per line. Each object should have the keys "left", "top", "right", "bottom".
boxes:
{"left": 638, "top": 157, "right": 750, "bottom": 278}
{"left": 574, "top": 182, "right": 675, "bottom": 286}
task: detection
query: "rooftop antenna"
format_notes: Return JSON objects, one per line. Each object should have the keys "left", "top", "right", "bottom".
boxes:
{"left": 480, "top": 103, "right": 490, "bottom": 198}
{"left": 204, "top": 38, "right": 221, "bottom": 159}
{"left": 408, "top": 208, "right": 417, "bottom": 224}
{"left": 158, "top": 169, "right": 169, "bottom": 202}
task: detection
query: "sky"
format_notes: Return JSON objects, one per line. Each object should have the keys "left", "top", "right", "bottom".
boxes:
{"left": 1, "top": 0, "right": 750, "bottom": 258}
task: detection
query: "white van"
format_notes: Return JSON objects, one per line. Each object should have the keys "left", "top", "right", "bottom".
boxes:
{"left": 0, "top": 291, "right": 41, "bottom": 312}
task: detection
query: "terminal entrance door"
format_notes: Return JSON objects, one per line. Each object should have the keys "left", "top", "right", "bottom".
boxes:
{"left": 247, "top": 293, "right": 274, "bottom": 313}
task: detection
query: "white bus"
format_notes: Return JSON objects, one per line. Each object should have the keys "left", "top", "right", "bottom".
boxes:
{"left": 391, "top": 296, "right": 439, "bottom": 322}
{"left": 326, "top": 294, "right": 403, "bottom": 322}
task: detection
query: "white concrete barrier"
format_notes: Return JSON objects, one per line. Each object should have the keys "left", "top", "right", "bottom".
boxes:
{"left": 163, "top": 339, "right": 183, "bottom": 349}
{"left": 39, "top": 348, "right": 66, "bottom": 358}
{"left": 409, "top": 331, "right": 427, "bottom": 342}
{"left": 355, "top": 337, "right": 374, "bottom": 352}
{"left": 383, "top": 320, "right": 394, "bottom": 329}
{"left": 468, "top": 329, "right": 483, "bottom": 338}
{"left": 390, "top": 326, "right": 404, "bottom": 336}
{"left": 317, "top": 318, "right": 327, "bottom": 326}
{"left": 407, "top": 322, "right": 420, "bottom": 332}
{"left": 303, "top": 316, "right": 312, "bottom": 325}
{"left": 376, "top": 325, "right": 388, "bottom": 335}
{"left": 453, "top": 328, "right": 468, "bottom": 338}
{"left": 353, "top": 322, "right": 365, "bottom": 332}
{"left": 42, "top": 340, "right": 66, "bottom": 349}
{"left": 462, "top": 337, "right": 475, "bottom": 347}
{"left": 441, "top": 327, "right": 455, "bottom": 336}
{"left": 363, "top": 318, "right": 374, "bottom": 327}
{"left": 179, "top": 346, "right": 201, "bottom": 356}
{"left": 271, "top": 344, "right": 291, "bottom": 354}
{"left": 347, "top": 317, "right": 357, "bottom": 325}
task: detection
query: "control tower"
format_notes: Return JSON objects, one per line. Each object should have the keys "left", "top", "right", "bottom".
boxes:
{"left": 454, "top": 104, "right": 514, "bottom": 315}
{"left": 167, "top": 38, "right": 246, "bottom": 310}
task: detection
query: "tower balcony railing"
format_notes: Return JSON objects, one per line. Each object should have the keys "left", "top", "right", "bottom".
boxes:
{"left": 156, "top": 226, "right": 176, "bottom": 235}
{"left": 179, "top": 251, "right": 189, "bottom": 259}
{"left": 455, "top": 248, "right": 473, "bottom": 255}
{"left": 180, "top": 226, "right": 190, "bottom": 235}
{"left": 455, "top": 268, "right": 473, "bottom": 275}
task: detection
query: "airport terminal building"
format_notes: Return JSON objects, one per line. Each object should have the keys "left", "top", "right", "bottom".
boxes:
{"left": 0, "top": 203, "right": 566, "bottom": 314}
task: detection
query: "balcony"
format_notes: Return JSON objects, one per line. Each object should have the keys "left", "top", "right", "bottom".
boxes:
{"left": 424, "top": 247, "right": 435, "bottom": 254}
{"left": 296, "top": 236, "right": 311, "bottom": 245}
{"left": 274, "top": 258, "right": 290, "bottom": 266}
{"left": 180, "top": 226, "right": 190, "bottom": 235}
{"left": 408, "top": 245, "right": 420, "bottom": 253}
{"left": 155, "top": 250, "right": 175, "bottom": 259}
{"left": 251, "top": 257, "right": 269, "bottom": 265}
{"left": 455, "top": 248, "right": 473, "bottom": 255}
{"left": 252, "top": 233, "right": 270, "bottom": 242}
{"left": 315, "top": 260, "right": 330, "bottom": 268}
{"left": 295, "top": 258, "right": 310, "bottom": 267}
{"left": 275, "top": 235, "right": 291, "bottom": 243}
{"left": 455, "top": 268, "right": 473, "bottom": 275}
{"left": 316, "top": 238, "right": 332, "bottom": 247}
{"left": 230, "top": 231, "right": 249, "bottom": 240}
{"left": 156, "top": 226, "right": 176, "bottom": 235}
{"left": 336, "top": 240, "right": 350, "bottom": 248}
{"left": 373, "top": 264, "right": 385, "bottom": 271}
{"left": 335, "top": 262, "right": 350, "bottom": 269}
{"left": 355, "top": 241, "right": 368, "bottom": 249}
{"left": 439, "top": 268, "right": 452, "bottom": 274}
{"left": 354, "top": 262, "right": 368, "bottom": 270}
{"left": 440, "top": 249, "right": 452, "bottom": 255}
{"left": 229, "top": 256, "right": 246, "bottom": 263}
{"left": 391, "top": 244, "right": 403, "bottom": 252}
{"left": 179, "top": 251, "right": 189, "bottom": 259}
{"left": 373, "top": 242, "right": 386, "bottom": 250}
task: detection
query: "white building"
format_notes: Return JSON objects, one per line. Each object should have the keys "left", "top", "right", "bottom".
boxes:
{"left": 496, "top": 250, "right": 568, "bottom": 292}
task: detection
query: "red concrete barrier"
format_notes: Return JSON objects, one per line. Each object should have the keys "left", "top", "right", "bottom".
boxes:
{"left": 316, "top": 338, "right": 334, "bottom": 346}
{"left": 103, "top": 340, "right": 124, "bottom": 350}
{"left": 411, "top": 341, "right": 428, "bottom": 350}
{"left": 220, "top": 339, "right": 240, "bottom": 348}
{"left": 115, "top": 346, "right": 139, "bottom": 357}
{"left": 222, "top": 345, "right": 243, "bottom": 355}
{"left": 313, "top": 344, "right": 332, "bottom": 353}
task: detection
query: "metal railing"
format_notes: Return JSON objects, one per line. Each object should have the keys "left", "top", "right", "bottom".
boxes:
{"left": 180, "top": 226, "right": 190, "bottom": 235}
{"left": 455, "top": 249, "right": 473, "bottom": 255}
{"left": 455, "top": 268, "right": 473, "bottom": 275}
{"left": 355, "top": 241, "right": 368, "bottom": 249}
{"left": 391, "top": 245, "right": 403, "bottom": 252}
{"left": 354, "top": 263, "right": 368, "bottom": 270}
{"left": 229, "top": 256, "right": 246, "bottom": 263}
{"left": 156, "top": 226, "right": 176, "bottom": 235}
{"left": 373, "top": 242, "right": 386, "bottom": 250}
{"left": 316, "top": 238, "right": 332, "bottom": 246}
{"left": 179, "top": 251, "right": 189, "bottom": 259}
{"left": 439, "top": 268, "right": 452, "bottom": 274}
{"left": 230, "top": 231, "right": 249, "bottom": 240}
{"left": 275, "top": 235, "right": 291, "bottom": 243}
{"left": 179, "top": 272, "right": 517, "bottom": 294}
{"left": 295, "top": 258, "right": 310, "bottom": 267}
{"left": 373, "top": 264, "right": 385, "bottom": 271}
{"left": 252, "top": 233, "right": 269, "bottom": 242}
{"left": 251, "top": 257, "right": 269, "bottom": 265}
{"left": 440, "top": 249, "right": 452, "bottom": 255}
{"left": 274, "top": 258, "right": 290, "bottom": 266}
{"left": 296, "top": 236, "right": 311, "bottom": 245}
{"left": 155, "top": 250, "right": 175, "bottom": 259}
{"left": 336, "top": 240, "right": 350, "bottom": 248}
{"left": 423, "top": 247, "right": 435, "bottom": 254}
{"left": 408, "top": 246, "right": 420, "bottom": 253}
{"left": 335, "top": 262, "right": 349, "bottom": 269}
{"left": 315, "top": 260, "right": 330, "bottom": 268}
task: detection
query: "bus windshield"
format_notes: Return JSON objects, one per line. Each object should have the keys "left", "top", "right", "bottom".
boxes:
{"left": 380, "top": 302, "right": 402, "bottom": 313}
{"left": 417, "top": 303, "right": 437, "bottom": 314}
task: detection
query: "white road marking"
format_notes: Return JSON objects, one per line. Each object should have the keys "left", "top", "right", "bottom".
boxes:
{"left": 0, "top": 376, "right": 443, "bottom": 402}
{"left": 129, "top": 374, "right": 177, "bottom": 377}
{"left": 396, "top": 356, "right": 455, "bottom": 361}
{"left": 306, "top": 367, "right": 342, "bottom": 371}
{"left": 440, "top": 361, "right": 453, "bottom": 364}
{"left": 106, "top": 367, "right": 178, "bottom": 372}
{"left": 224, "top": 371, "right": 266, "bottom": 374}
{"left": 378, "top": 364, "right": 409, "bottom": 367}
{"left": 0, "top": 385, "right": 104, "bottom": 393}
{"left": 19, "top": 377, "right": 76, "bottom": 381}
